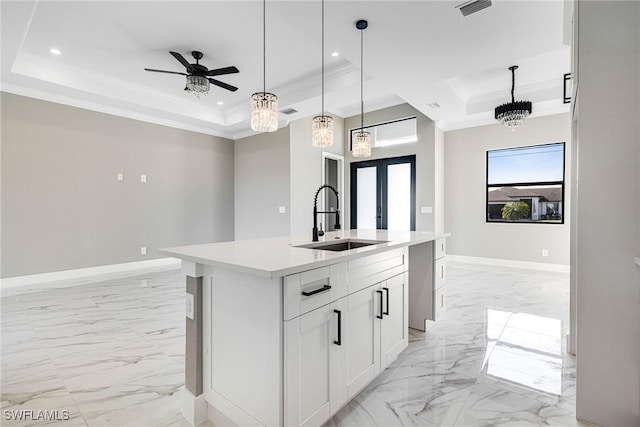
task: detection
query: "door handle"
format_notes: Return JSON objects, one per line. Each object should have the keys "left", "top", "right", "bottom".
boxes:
{"left": 376, "top": 290, "right": 384, "bottom": 319}
{"left": 333, "top": 310, "right": 342, "bottom": 346}
{"left": 383, "top": 287, "right": 389, "bottom": 316}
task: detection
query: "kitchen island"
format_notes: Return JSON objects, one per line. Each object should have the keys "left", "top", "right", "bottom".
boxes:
{"left": 160, "top": 229, "right": 449, "bottom": 427}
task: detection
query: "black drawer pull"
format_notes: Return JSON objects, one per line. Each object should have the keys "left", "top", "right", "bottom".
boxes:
{"left": 333, "top": 310, "right": 342, "bottom": 346}
{"left": 376, "top": 290, "right": 384, "bottom": 319}
{"left": 301, "top": 284, "right": 331, "bottom": 297}
{"left": 383, "top": 287, "right": 389, "bottom": 316}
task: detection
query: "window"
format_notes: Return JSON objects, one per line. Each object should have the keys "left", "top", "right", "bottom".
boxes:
{"left": 486, "top": 142, "right": 565, "bottom": 224}
{"left": 350, "top": 117, "right": 417, "bottom": 149}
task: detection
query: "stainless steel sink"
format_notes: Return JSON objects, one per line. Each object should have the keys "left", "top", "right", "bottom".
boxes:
{"left": 295, "top": 239, "right": 387, "bottom": 252}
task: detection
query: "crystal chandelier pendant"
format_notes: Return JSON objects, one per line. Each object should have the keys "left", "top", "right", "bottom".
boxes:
{"left": 311, "top": 115, "right": 334, "bottom": 147}
{"left": 352, "top": 130, "right": 371, "bottom": 157}
{"left": 494, "top": 66, "right": 532, "bottom": 130}
{"left": 251, "top": 92, "right": 278, "bottom": 132}
{"left": 185, "top": 75, "right": 210, "bottom": 98}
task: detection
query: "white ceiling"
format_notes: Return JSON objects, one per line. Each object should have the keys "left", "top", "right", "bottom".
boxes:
{"left": 1, "top": 0, "right": 571, "bottom": 139}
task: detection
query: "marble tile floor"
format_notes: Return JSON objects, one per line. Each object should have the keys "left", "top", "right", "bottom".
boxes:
{"left": 1, "top": 262, "right": 583, "bottom": 426}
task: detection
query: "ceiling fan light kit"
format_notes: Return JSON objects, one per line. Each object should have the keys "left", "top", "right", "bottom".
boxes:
{"left": 352, "top": 19, "right": 372, "bottom": 158}
{"left": 311, "top": 0, "right": 334, "bottom": 148}
{"left": 144, "top": 50, "right": 239, "bottom": 98}
{"left": 494, "top": 65, "right": 532, "bottom": 131}
{"left": 251, "top": 0, "right": 279, "bottom": 132}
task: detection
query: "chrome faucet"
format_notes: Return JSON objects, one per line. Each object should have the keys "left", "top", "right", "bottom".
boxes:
{"left": 313, "top": 185, "right": 341, "bottom": 242}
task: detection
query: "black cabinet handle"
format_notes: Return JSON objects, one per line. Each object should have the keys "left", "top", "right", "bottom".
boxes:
{"left": 333, "top": 309, "right": 342, "bottom": 346}
{"left": 383, "top": 287, "right": 389, "bottom": 316}
{"left": 376, "top": 290, "right": 384, "bottom": 319}
{"left": 301, "top": 284, "right": 331, "bottom": 297}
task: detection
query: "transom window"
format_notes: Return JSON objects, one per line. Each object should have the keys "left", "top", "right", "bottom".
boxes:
{"left": 350, "top": 117, "right": 417, "bottom": 149}
{"left": 486, "top": 142, "right": 565, "bottom": 224}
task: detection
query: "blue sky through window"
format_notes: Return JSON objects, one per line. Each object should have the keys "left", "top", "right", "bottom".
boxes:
{"left": 488, "top": 143, "right": 564, "bottom": 185}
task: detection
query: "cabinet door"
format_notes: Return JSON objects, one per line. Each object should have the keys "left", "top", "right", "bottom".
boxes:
{"left": 381, "top": 272, "right": 409, "bottom": 369}
{"left": 285, "top": 301, "right": 341, "bottom": 427}
{"left": 341, "top": 285, "right": 381, "bottom": 400}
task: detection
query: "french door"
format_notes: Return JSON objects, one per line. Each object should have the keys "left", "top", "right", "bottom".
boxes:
{"left": 350, "top": 155, "right": 416, "bottom": 231}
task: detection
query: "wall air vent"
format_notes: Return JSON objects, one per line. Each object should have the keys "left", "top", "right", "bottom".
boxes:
{"left": 280, "top": 108, "right": 298, "bottom": 115}
{"left": 455, "top": 0, "right": 492, "bottom": 17}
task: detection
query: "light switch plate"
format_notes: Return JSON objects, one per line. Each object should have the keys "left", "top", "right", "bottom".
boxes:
{"left": 140, "top": 174, "right": 147, "bottom": 183}
{"left": 140, "top": 247, "right": 147, "bottom": 255}
{"left": 279, "top": 206, "right": 286, "bottom": 213}
{"left": 117, "top": 173, "right": 123, "bottom": 181}
{"left": 186, "top": 293, "right": 195, "bottom": 320}
{"left": 542, "top": 249, "right": 549, "bottom": 257}
{"left": 421, "top": 206, "right": 433, "bottom": 214}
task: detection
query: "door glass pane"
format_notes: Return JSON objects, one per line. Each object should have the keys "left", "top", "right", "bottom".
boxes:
{"left": 356, "top": 167, "right": 377, "bottom": 229}
{"left": 387, "top": 163, "right": 411, "bottom": 231}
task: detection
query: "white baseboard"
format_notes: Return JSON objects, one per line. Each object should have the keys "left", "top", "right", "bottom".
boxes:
{"left": 447, "top": 254, "right": 570, "bottom": 273}
{"left": 0, "top": 258, "right": 181, "bottom": 289}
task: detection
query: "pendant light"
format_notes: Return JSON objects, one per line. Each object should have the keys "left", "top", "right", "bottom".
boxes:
{"left": 352, "top": 19, "right": 371, "bottom": 158}
{"left": 311, "top": 0, "right": 334, "bottom": 147}
{"left": 494, "top": 65, "right": 532, "bottom": 131}
{"left": 251, "top": 0, "right": 278, "bottom": 132}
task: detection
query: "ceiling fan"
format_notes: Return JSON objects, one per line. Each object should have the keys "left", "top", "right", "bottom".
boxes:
{"left": 145, "top": 51, "right": 239, "bottom": 96}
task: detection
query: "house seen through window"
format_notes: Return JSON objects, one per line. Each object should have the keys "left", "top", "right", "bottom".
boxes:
{"left": 486, "top": 142, "right": 565, "bottom": 224}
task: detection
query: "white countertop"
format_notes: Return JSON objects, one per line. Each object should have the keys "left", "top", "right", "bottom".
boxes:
{"left": 159, "top": 230, "right": 450, "bottom": 278}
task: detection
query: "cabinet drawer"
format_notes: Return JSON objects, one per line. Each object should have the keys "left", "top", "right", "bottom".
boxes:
{"left": 434, "top": 238, "right": 446, "bottom": 260}
{"left": 284, "top": 264, "right": 341, "bottom": 320}
{"left": 434, "top": 258, "right": 445, "bottom": 289}
{"left": 347, "top": 248, "right": 406, "bottom": 295}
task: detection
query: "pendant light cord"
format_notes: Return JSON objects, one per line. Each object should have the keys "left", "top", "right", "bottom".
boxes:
{"left": 263, "top": 0, "right": 266, "bottom": 93}
{"left": 360, "top": 26, "right": 364, "bottom": 131}
{"left": 511, "top": 67, "right": 515, "bottom": 103}
{"left": 321, "top": 0, "right": 325, "bottom": 115}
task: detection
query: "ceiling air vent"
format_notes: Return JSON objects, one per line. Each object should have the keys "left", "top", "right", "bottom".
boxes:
{"left": 281, "top": 108, "right": 298, "bottom": 115}
{"left": 428, "top": 102, "right": 441, "bottom": 109}
{"left": 456, "top": 0, "right": 492, "bottom": 17}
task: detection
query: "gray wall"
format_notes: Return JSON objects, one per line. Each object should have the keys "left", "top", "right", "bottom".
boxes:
{"left": 444, "top": 113, "right": 571, "bottom": 265}
{"left": 573, "top": 1, "right": 640, "bottom": 425}
{"left": 343, "top": 104, "right": 437, "bottom": 232}
{"left": 234, "top": 127, "right": 290, "bottom": 240}
{"left": 290, "top": 114, "right": 344, "bottom": 236}
{"left": 1, "top": 93, "right": 234, "bottom": 278}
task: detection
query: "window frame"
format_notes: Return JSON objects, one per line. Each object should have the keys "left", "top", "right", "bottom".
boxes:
{"left": 485, "top": 142, "right": 566, "bottom": 225}
{"left": 349, "top": 116, "right": 417, "bottom": 151}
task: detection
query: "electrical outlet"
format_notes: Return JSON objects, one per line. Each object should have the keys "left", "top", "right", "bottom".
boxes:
{"left": 140, "top": 247, "right": 147, "bottom": 255}
{"left": 279, "top": 206, "right": 286, "bottom": 213}
{"left": 140, "top": 174, "right": 147, "bottom": 183}
{"left": 542, "top": 248, "right": 549, "bottom": 257}
{"left": 141, "top": 279, "right": 147, "bottom": 288}
{"left": 186, "top": 293, "right": 195, "bottom": 320}
{"left": 117, "top": 173, "right": 123, "bottom": 181}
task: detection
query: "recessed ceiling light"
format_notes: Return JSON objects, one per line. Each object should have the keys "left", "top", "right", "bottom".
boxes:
{"left": 217, "top": 101, "right": 224, "bottom": 106}
{"left": 50, "top": 48, "right": 61, "bottom": 55}
{"left": 331, "top": 52, "right": 339, "bottom": 57}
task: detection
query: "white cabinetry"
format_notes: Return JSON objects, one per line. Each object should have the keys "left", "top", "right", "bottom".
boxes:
{"left": 284, "top": 248, "right": 408, "bottom": 426}
{"left": 432, "top": 238, "right": 446, "bottom": 320}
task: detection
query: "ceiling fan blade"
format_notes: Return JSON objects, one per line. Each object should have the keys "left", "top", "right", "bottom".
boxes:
{"left": 170, "top": 51, "right": 191, "bottom": 69}
{"left": 206, "top": 66, "right": 239, "bottom": 77}
{"left": 144, "top": 68, "right": 188, "bottom": 76}
{"left": 208, "top": 78, "right": 238, "bottom": 92}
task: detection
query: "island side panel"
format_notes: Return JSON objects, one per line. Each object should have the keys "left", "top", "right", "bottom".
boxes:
{"left": 408, "top": 242, "right": 434, "bottom": 331}
{"left": 203, "top": 266, "right": 283, "bottom": 426}
{"left": 186, "top": 276, "right": 203, "bottom": 396}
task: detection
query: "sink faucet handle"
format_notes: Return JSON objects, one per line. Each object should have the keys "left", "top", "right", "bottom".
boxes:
{"left": 335, "top": 210, "right": 341, "bottom": 230}
{"left": 318, "top": 222, "right": 325, "bottom": 237}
